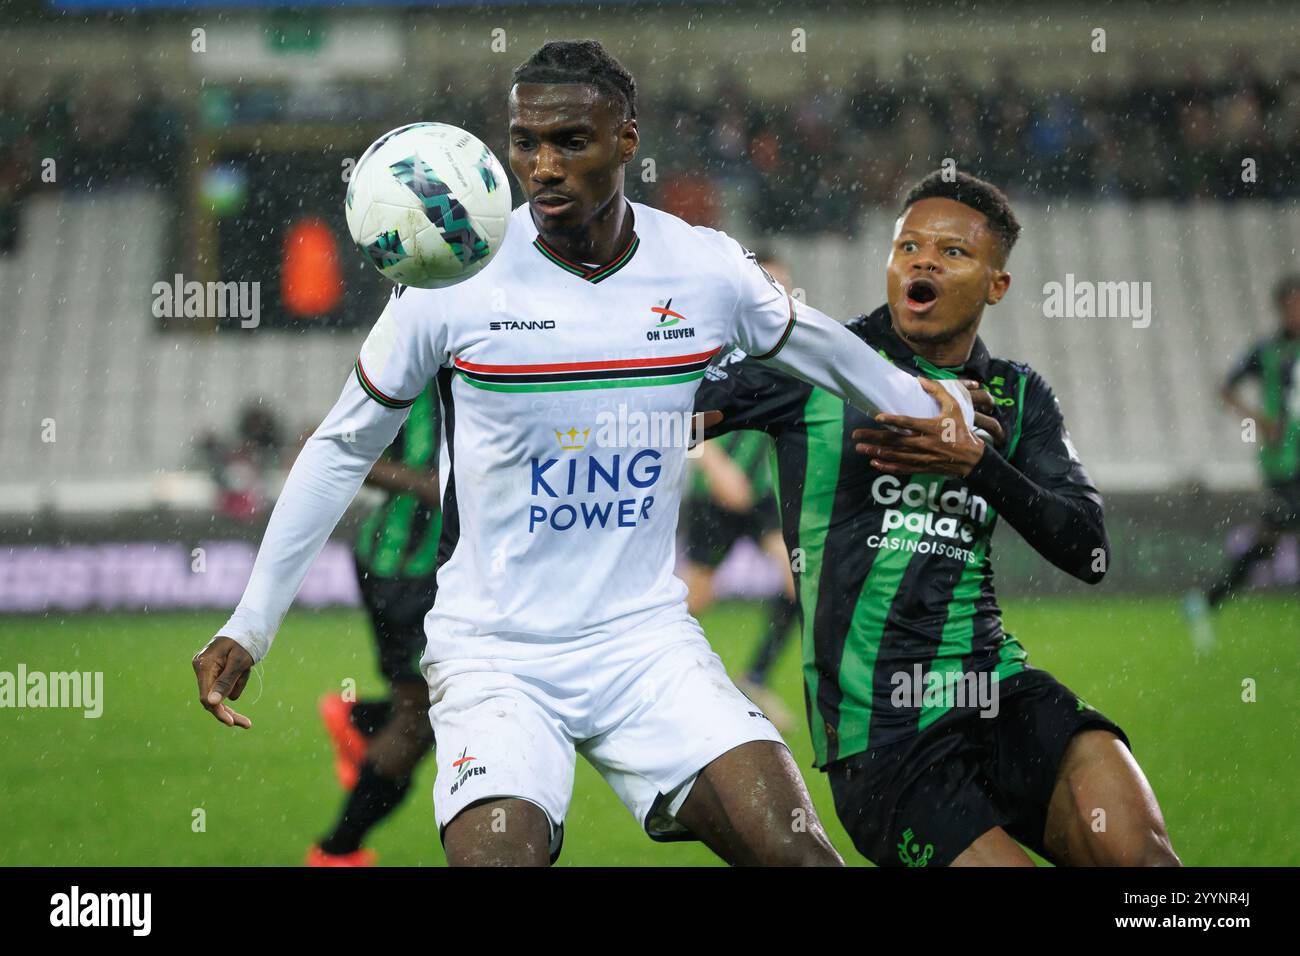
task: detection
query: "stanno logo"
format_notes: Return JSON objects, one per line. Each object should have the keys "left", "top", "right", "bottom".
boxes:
{"left": 490, "top": 319, "right": 557, "bottom": 331}
{"left": 50, "top": 886, "right": 151, "bottom": 936}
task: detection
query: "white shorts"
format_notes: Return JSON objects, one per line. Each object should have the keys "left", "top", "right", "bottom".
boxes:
{"left": 424, "top": 609, "right": 786, "bottom": 861}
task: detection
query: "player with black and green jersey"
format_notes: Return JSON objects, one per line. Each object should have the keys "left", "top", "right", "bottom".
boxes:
{"left": 353, "top": 382, "right": 444, "bottom": 608}
{"left": 684, "top": 426, "right": 782, "bottom": 574}
{"left": 682, "top": 253, "right": 801, "bottom": 731}
{"left": 696, "top": 172, "right": 1180, "bottom": 867}
{"left": 311, "top": 381, "right": 442, "bottom": 866}
{"left": 1193, "top": 275, "right": 1300, "bottom": 621}
{"left": 682, "top": 427, "right": 798, "bottom": 729}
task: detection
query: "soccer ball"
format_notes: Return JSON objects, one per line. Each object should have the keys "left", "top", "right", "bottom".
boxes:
{"left": 346, "top": 123, "right": 512, "bottom": 288}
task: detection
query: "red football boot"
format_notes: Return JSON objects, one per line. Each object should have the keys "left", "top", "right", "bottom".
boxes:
{"left": 318, "top": 693, "right": 368, "bottom": 791}
{"left": 306, "top": 845, "right": 377, "bottom": 867}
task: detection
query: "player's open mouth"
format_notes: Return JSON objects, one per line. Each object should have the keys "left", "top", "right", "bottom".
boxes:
{"left": 533, "top": 194, "right": 575, "bottom": 216}
{"left": 904, "top": 277, "right": 940, "bottom": 314}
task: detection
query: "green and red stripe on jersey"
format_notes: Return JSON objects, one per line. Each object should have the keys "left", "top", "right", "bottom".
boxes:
{"left": 532, "top": 231, "right": 640, "bottom": 283}
{"left": 453, "top": 346, "right": 722, "bottom": 393}
{"left": 355, "top": 359, "right": 418, "bottom": 409}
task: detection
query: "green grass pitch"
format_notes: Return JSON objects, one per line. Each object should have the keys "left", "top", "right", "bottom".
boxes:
{"left": 1, "top": 595, "right": 1296, "bottom": 866}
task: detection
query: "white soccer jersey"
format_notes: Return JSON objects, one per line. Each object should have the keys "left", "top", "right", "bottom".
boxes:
{"left": 219, "top": 200, "right": 972, "bottom": 662}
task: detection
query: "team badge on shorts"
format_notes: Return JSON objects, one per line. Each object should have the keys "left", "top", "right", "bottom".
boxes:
{"left": 897, "top": 827, "right": 935, "bottom": 867}
{"left": 449, "top": 747, "right": 488, "bottom": 796}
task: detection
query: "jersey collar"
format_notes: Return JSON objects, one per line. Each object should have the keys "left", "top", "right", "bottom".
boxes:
{"left": 859, "top": 304, "right": 993, "bottom": 381}
{"left": 530, "top": 201, "right": 640, "bottom": 283}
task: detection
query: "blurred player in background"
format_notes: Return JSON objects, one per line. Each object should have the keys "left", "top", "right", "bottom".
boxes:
{"left": 696, "top": 171, "right": 1180, "bottom": 866}
{"left": 683, "top": 253, "right": 799, "bottom": 731}
{"left": 198, "top": 403, "right": 286, "bottom": 522}
{"left": 309, "top": 383, "right": 441, "bottom": 867}
{"left": 1186, "top": 274, "right": 1300, "bottom": 645}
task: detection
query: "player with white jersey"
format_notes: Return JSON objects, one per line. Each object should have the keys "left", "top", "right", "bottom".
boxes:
{"left": 192, "top": 39, "right": 973, "bottom": 867}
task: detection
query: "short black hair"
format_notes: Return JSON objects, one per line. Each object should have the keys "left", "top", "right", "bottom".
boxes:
{"left": 901, "top": 171, "right": 1021, "bottom": 261}
{"left": 1274, "top": 273, "right": 1300, "bottom": 306}
{"left": 512, "top": 40, "right": 637, "bottom": 122}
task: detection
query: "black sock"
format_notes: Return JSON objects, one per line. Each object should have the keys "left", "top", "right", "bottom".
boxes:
{"left": 349, "top": 701, "right": 392, "bottom": 737}
{"left": 319, "top": 764, "right": 411, "bottom": 855}
{"left": 746, "top": 595, "right": 799, "bottom": 686}
{"left": 1207, "top": 541, "right": 1276, "bottom": 609}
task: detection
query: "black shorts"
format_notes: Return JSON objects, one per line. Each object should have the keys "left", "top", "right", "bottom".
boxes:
{"left": 826, "top": 668, "right": 1130, "bottom": 867}
{"left": 1263, "top": 479, "right": 1300, "bottom": 530}
{"left": 683, "top": 498, "right": 781, "bottom": 568}
{"left": 355, "top": 558, "right": 438, "bottom": 685}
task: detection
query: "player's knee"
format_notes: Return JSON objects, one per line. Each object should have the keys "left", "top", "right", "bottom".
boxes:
{"left": 755, "top": 829, "right": 843, "bottom": 867}
{"left": 446, "top": 839, "right": 549, "bottom": 867}
{"left": 1090, "top": 821, "right": 1180, "bottom": 867}
{"left": 771, "top": 842, "right": 842, "bottom": 867}
{"left": 1135, "top": 830, "right": 1181, "bottom": 867}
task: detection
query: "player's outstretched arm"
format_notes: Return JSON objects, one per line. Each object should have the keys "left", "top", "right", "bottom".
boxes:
{"left": 707, "top": 230, "right": 975, "bottom": 427}
{"left": 960, "top": 374, "right": 1109, "bottom": 583}
{"left": 191, "top": 372, "right": 412, "bottom": 729}
{"left": 760, "top": 297, "right": 975, "bottom": 427}
{"left": 856, "top": 370, "right": 1108, "bottom": 583}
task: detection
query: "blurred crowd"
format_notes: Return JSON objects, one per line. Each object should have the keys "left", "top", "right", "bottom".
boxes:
{"left": 2, "top": 54, "right": 1298, "bottom": 248}
{"left": 0, "top": 82, "right": 183, "bottom": 249}
{"left": 644, "top": 57, "right": 1300, "bottom": 232}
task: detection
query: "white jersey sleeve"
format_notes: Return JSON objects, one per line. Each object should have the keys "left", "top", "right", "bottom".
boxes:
{"left": 217, "top": 288, "right": 448, "bottom": 662}
{"left": 708, "top": 230, "right": 973, "bottom": 425}
{"left": 769, "top": 298, "right": 973, "bottom": 424}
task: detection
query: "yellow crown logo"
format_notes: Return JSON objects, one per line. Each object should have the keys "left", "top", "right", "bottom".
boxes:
{"left": 555, "top": 426, "right": 590, "bottom": 450}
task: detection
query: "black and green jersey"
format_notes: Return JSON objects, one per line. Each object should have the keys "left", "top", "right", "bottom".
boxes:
{"left": 1226, "top": 334, "right": 1300, "bottom": 484}
{"left": 688, "top": 430, "right": 776, "bottom": 501}
{"left": 696, "top": 306, "right": 1107, "bottom": 765}
{"left": 354, "top": 383, "right": 443, "bottom": 579}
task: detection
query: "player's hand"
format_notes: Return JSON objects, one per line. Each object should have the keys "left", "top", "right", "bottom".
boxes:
{"left": 851, "top": 378, "right": 986, "bottom": 478}
{"left": 192, "top": 636, "right": 255, "bottom": 729}
{"left": 688, "top": 410, "right": 723, "bottom": 449}
{"left": 961, "top": 378, "right": 1006, "bottom": 450}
